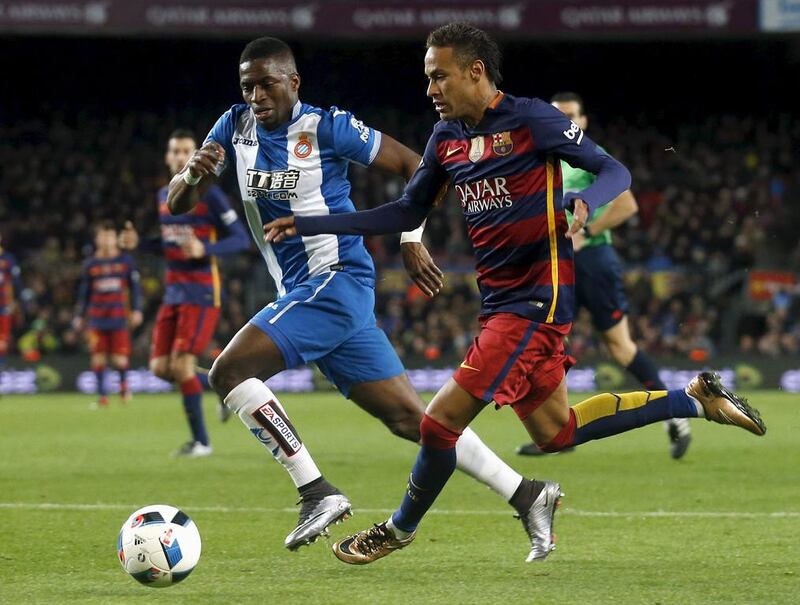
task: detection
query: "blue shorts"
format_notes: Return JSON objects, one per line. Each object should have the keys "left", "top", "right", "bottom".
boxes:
{"left": 574, "top": 245, "right": 630, "bottom": 332}
{"left": 250, "top": 271, "right": 405, "bottom": 397}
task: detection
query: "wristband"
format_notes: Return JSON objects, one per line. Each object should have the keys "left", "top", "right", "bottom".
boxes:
{"left": 182, "top": 170, "right": 202, "bottom": 186}
{"left": 400, "top": 220, "right": 426, "bottom": 244}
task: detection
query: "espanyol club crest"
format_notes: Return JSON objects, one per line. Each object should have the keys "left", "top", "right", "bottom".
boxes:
{"left": 468, "top": 136, "right": 485, "bottom": 163}
{"left": 294, "top": 134, "right": 313, "bottom": 159}
{"left": 492, "top": 131, "right": 513, "bottom": 156}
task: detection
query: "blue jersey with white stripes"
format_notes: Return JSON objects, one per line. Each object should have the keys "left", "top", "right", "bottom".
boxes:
{"left": 204, "top": 101, "right": 380, "bottom": 296}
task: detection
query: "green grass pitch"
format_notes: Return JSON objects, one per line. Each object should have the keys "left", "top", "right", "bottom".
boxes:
{"left": 0, "top": 390, "right": 797, "bottom": 604}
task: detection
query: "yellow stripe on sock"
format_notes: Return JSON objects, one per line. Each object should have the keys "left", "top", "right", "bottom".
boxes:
{"left": 572, "top": 390, "right": 669, "bottom": 428}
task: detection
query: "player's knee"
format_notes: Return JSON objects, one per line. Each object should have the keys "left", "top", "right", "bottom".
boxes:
{"left": 208, "top": 355, "right": 239, "bottom": 399}
{"left": 149, "top": 359, "right": 171, "bottom": 381}
{"left": 419, "top": 413, "right": 461, "bottom": 449}
{"left": 385, "top": 412, "right": 422, "bottom": 442}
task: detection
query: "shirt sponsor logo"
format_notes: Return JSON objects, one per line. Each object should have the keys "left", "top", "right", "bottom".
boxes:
{"left": 491, "top": 131, "right": 513, "bottom": 156}
{"left": 456, "top": 177, "right": 513, "bottom": 215}
{"left": 350, "top": 117, "right": 371, "bottom": 143}
{"left": 245, "top": 168, "right": 301, "bottom": 200}
{"left": 232, "top": 136, "right": 258, "bottom": 147}
{"left": 563, "top": 121, "right": 584, "bottom": 145}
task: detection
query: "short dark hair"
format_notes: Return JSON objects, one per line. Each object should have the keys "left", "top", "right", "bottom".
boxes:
{"left": 168, "top": 129, "right": 196, "bottom": 143}
{"left": 426, "top": 22, "right": 503, "bottom": 85}
{"left": 240, "top": 37, "right": 296, "bottom": 68}
{"left": 550, "top": 92, "right": 585, "bottom": 115}
{"left": 94, "top": 219, "right": 116, "bottom": 235}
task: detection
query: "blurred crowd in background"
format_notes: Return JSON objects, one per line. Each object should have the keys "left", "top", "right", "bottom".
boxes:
{"left": 2, "top": 103, "right": 799, "bottom": 366}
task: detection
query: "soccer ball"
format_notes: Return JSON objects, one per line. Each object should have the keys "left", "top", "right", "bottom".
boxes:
{"left": 117, "top": 504, "right": 202, "bottom": 587}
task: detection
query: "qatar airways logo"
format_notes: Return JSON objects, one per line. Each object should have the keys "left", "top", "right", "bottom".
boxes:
{"left": 455, "top": 177, "right": 513, "bottom": 215}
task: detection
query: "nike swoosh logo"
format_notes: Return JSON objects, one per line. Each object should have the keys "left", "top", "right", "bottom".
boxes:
{"left": 445, "top": 146, "right": 461, "bottom": 158}
{"left": 459, "top": 362, "right": 480, "bottom": 372}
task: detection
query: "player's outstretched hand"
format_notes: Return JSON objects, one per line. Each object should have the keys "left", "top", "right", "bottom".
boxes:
{"left": 180, "top": 236, "right": 206, "bottom": 259}
{"left": 186, "top": 142, "right": 225, "bottom": 179}
{"left": 118, "top": 221, "right": 139, "bottom": 250}
{"left": 566, "top": 199, "right": 589, "bottom": 239}
{"left": 263, "top": 216, "right": 297, "bottom": 244}
{"left": 130, "top": 310, "right": 143, "bottom": 328}
{"left": 401, "top": 242, "right": 444, "bottom": 297}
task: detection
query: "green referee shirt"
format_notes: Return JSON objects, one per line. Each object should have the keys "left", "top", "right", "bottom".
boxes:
{"left": 563, "top": 156, "right": 613, "bottom": 248}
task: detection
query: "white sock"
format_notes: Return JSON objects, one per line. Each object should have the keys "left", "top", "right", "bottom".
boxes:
{"left": 386, "top": 516, "right": 413, "bottom": 539}
{"left": 455, "top": 427, "right": 523, "bottom": 501}
{"left": 225, "top": 378, "right": 322, "bottom": 488}
{"left": 685, "top": 390, "right": 705, "bottom": 418}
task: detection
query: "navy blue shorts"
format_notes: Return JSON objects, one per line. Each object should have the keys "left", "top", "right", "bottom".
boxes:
{"left": 250, "top": 271, "right": 405, "bottom": 397}
{"left": 574, "top": 245, "right": 629, "bottom": 332}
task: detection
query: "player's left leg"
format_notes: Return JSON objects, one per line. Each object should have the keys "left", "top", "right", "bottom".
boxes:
{"left": 89, "top": 330, "right": 109, "bottom": 408}
{"left": 110, "top": 329, "right": 132, "bottom": 404}
{"left": 170, "top": 352, "right": 211, "bottom": 456}
{"left": 601, "top": 316, "right": 691, "bottom": 459}
{"left": 528, "top": 373, "right": 765, "bottom": 455}
{"left": 170, "top": 304, "right": 220, "bottom": 457}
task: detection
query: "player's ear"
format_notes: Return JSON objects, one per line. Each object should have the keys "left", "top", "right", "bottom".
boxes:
{"left": 469, "top": 59, "right": 485, "bottom": 83}
{"left": 289, "top": 72, "right": 301, "bottom": 93}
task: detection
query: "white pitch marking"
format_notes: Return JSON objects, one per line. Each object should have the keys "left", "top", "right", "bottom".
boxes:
{"left": 0, "top": 502, "right": 797, "bottom": 519}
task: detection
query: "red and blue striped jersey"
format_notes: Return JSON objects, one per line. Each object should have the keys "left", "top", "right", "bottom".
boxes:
{"left": 77, "top": 254, "right": 141, "bottom": 330}
{"left": 0, "top": 252, "right": 22, "bottom": 316}
{"left": 157, "top": 184, "right": 249, "bottom": 307}
{"left": 296, "top": 93, "right": 631, "bottom": 325}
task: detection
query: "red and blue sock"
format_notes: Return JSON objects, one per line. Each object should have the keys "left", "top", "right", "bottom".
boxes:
{"left": 391, "top": 414, "right": 461, "bottom": 533}
{"left": 92, "top": 365, "right": 107, "bottom": 399}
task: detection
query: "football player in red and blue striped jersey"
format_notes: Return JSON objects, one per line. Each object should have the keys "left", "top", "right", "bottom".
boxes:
{"left": 150, "top": 130, "right": 250, "bottom": 456}
{"left": 265, "top": 23, "right": 766, "bottom": 564}
{"left": 74, "top": 221, "right": 142, "bottom": 407}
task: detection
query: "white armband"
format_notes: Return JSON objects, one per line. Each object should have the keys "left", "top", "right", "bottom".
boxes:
{"left": 400, "top": 220, "right": 426, "bottom": 244}
{"left": 182, "top": 170, "right": 202, "bottom": 186}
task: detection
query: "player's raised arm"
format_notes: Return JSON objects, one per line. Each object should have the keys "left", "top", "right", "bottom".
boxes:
{"left": 166, "top": 142, "right": 226, "bottom": 215}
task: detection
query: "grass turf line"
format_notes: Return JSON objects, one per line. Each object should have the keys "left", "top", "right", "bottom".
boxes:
{"left": 0, "top": 391, "right": 797, "bottom": 604}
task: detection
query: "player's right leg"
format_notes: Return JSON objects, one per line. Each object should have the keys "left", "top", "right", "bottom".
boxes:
{"left": 321, "top": 322, "right": 544, "bottom": 524}
{"left": 209, "top": 290, "right": 349, "bottom": 551}
{"left": 333, "top": 378, "right": 486, "bottom": 565}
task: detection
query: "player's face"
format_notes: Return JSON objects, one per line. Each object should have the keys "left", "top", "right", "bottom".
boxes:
{"left": 239, "top": 58, "right": 300, "bottom": 130}
{"left": 95, "top": 228, "right": 116, "bottom": 253}
{"left": 424, "top": 46, "right": 480, "bottom": 122}
{"left": 165, "top": 137, "right": 197, "bottom": 176}
{"left": 552, "top": 101, "right": 588, "bottom": 130}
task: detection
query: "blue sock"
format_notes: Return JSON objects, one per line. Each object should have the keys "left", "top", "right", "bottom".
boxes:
{"left": 391, "top": 416, "right": 459, "bottom": 533}
{"left": 196, "top": 371, "right": 211, "bottom": 390}
{"left": 626, "top": 349, "right": 667, "bottom": 390}
{"left": 93, "top": 366, "right": 107, "bottom": 397}
{"left": 180, "top": 377, "right": 209, "bottom": 446}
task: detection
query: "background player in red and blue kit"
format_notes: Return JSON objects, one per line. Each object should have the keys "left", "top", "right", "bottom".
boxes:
{"left": 265, "top": 23, "right": 767, "bottom": 564}
{"left": 147, "top": 130, "right": 249, "bottom": 457}
{"left": 0, "top": 232, "right": 23, "bottom": 377}
{"left": 74, "top": 222, "right": 142, "bottom": 407}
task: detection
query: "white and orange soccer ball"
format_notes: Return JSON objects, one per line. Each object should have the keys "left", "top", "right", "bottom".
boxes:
{"left": 117, "top": 504, "right": 202, "bottom": 587}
